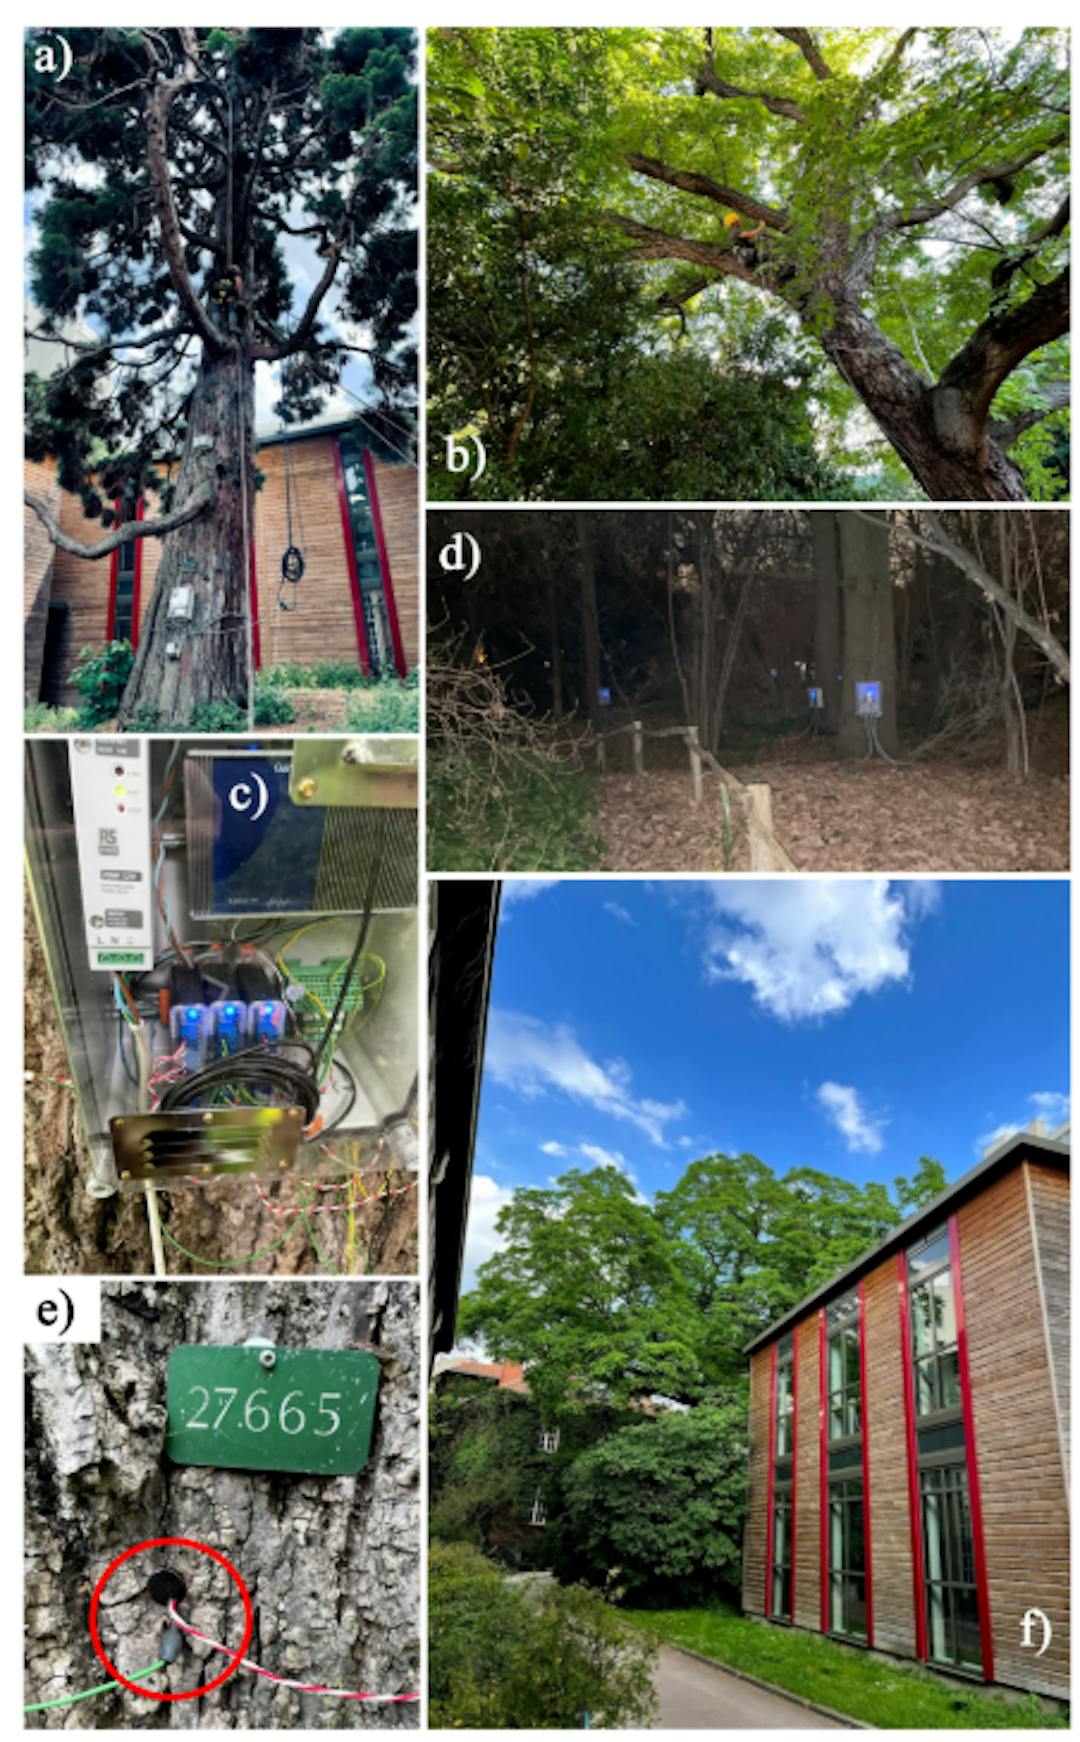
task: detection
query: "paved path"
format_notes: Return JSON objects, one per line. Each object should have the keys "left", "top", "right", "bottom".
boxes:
{"left": 651, "top": 1644, "right": 847, "bottom": 1729}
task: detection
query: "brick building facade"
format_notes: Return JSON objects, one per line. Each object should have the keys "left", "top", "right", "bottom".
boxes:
{"left": 23, "top": 420, "right": 418, "bottom": 705}
{"left": 743, "top": 1130, "right": 1069, "bottom": 1702}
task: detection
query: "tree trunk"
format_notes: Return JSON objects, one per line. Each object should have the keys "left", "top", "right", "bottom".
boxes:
{"left": 836, "top": 511, "right": 899, "bottom": 759}
{"left": 811, "top": 512, "right": 841, "bottom": 735}
{"left": 819, "top": 302, "right": 1026, "bottom": 502}
{"left": 545, "top": 572, "right": 563, "bottom": 720}
{"left": 576, "top": 512, "right": 601, "bottom": 727}
{"left": 25, "top": 1280, "right": 420, "bottom": 1729}
{"left": 118, "top": 348, "right": 255, "bottom": 728}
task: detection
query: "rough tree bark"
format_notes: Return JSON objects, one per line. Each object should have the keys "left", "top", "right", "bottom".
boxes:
{"left": 117, "top": 350, "right": 256, "bottom": 728}
{"left": 25, "top": 1280, "right": 420, "bottom": 1730}
{"left": 836, "top": 511, "right": 898, "bottom": 759}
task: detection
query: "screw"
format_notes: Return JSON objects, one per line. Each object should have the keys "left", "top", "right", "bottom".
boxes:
{"left": 259, "top": 1349, "right": 277, "bottom": 1371}
{"left": 297, "top": 776, "right": 317, "bottom": 799}
{"left": 202, "top": 1112, "right": 214, "bottom": 1125}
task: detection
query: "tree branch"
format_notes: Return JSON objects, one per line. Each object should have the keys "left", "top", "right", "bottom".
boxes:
{"left": 145, "top": 74, "right": 226, "bottom": 352}
{"left": 854, "top": 508, "right": 1069, "bottom": 683}
{"left": 877, "top": 133, "right": 1067, "bottom": 236}
{"left": 625, "top": 154, "right": 789, "bottom": 230}
{"left": 990, "top": 380, "right": 1070, "bottom": 448}
{"left": 934, "top": 266, "right": 1069, "bottom": 433}
{"left": 24, "top": 480, "right": 216, "bottom": 561}
{"left": 604, "top": 215, "right": 765, "bottom": 288}
{"left": 695, "top": 64, "right": 805, "bottom": 124}
{"left": 250, "top": 244, "right": 342, "bottom": 361}
{"left": 774, "top": 28, "right": 833, "bottom": 80}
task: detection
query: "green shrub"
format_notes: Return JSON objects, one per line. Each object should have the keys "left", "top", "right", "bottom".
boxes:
{"left": 428, "top": 750, "right": 601, "bottom": 871}
{"left": 24, "top": 703, "right": 80, "bottom": 732}
{"left": 187, "top": 700, "right": 247, "bottom": 732}
{"left": 429, "top": 1542, "right": 656, "bottom": 1729}
{"left": 346, "top": 678, "right": 419, "bottom": 733}
{"left": 126, "top": 704, "right": 161, "bottom": 732}
{"left": 70, "top": 640, "right": 134, "bottom": 726}
{"left": 260, "top": 659, "right": 417, "bottom": 693}
{"left": 253, "top": 685, "right": 296, "bottom": 726}
{"left": 557, "top": 1404, "right": 748, "bottom": 1605}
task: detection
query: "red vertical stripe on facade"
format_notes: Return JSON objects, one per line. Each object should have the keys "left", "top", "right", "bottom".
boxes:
{"left": 949, "top": 1214, "right": 995, "bottom": 1683}
{"left": 857, "top": 1279, "right": 875, "bottom": 1648}
{"left": 897, "top": 1253, "right": 928, "bottom": 1661}
{"left": 819, "top": 1308, "right": 829, "bottom": 1634}
{"left": 332, "top": 436, "right": 372, "bottom": 676}
{"left": 248, "top": 540, "right": 262, "bottom": 671}
{"left": 107, "top": 498, "right": 143, "bottom": 647}
{"left": 790, "top": 1334, "right": 798, "bottom": 1620}
{"left": 362, "top": 449, "right": 408, "bottom": 678}
{"left": 764, "top": 1342, "right": 777, "bottom": 1617}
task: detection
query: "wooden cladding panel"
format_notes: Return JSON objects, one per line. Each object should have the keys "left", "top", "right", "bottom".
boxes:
{"left": 1027, "top": 1160, "right": 1070, "bottom": 1467}
{"left": 862, "top": 1253, "right": 917, "bottom": 1660}
{"left": 794, "top": 1315, "right": 820, "bottom": 1630}
{"left": 371, "top": 457, "right": 419, "bottom": 670}
{"left": 956, "top": 1163, "right": 1070, "bottom": 1699}
{"left": 254, "top": 437, "right": 359, "bottom": 670}
{"left": 742, "top": 1346, "right": 771, "bottom": 1616}
{"left": 24, "top": 457, "right": 61, "bottom": 698}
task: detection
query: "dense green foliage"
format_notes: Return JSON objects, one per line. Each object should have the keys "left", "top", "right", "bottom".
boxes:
{"left": 346, "top": 677, "right": 420, "bottom": 732}
{"left": 628, "top": 1604, "right": 1068, "bottom": 1728}
{"left": 459, "top": 1152, "right": 946, "bottom": 1411}
{"left": 70, "top": 640, "right": 135, "bottom": 725}
{"left": 23, "top": 704, "right": 80, "bottom": 732}
{"left": 428, "top": 28, "right": 1069, "bottom": 501}
{"left": 429, "top": 1542, "right": 657, "bottom": 1729}
{"left": 558, "top": 1404, "right": 748, "bottom": 1604}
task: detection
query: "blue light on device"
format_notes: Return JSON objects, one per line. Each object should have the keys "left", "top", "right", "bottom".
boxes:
{"left": 211, "top": 999, "right": 248, "bottom": 1056}
{"left": 855, "top": 681, "right": 882, "bottom": 718}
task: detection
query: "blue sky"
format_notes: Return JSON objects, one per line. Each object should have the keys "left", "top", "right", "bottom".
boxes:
{"left": 464, "top": 877, "right": 1069, "bottom": 1287}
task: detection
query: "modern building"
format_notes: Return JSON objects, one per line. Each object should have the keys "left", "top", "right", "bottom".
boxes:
{"left": 24, "top": 416, "right": 418, "bottom": 705}
{"left": 742, "top": 1128, "right": 1069, "bottom": 1702}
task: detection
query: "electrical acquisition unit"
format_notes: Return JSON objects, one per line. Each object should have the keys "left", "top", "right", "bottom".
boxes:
{"left": 26, "top": 735, "right": 419, "bottom": 1200}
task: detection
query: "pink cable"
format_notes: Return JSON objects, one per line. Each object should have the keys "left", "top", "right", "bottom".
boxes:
{"left": 167, "top": 1604, "right": 419, "bottom": 1703}
{"left": 253, "top": 1177, "right": 418, "bottom": 1219}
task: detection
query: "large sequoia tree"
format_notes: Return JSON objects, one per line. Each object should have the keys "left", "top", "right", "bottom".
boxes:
{"left": 430, "top": 28, "right": 1069, "bottom": 501}
{"left": 25, "top": 28, "right": 416, "bottom": 724}
{"left": 25, "top": 1281, "right": 419, "bottom": 1729}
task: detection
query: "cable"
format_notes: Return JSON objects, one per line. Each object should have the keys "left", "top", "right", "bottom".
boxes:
{"left": 297, "top": 1185, "right": 338, "bottom": 1274}
{"left": 158, "top": 1043, "right": 320, "bottom": 1123}
{"left": 313, "top": 814, "right": 388, "bottom": 1073}
{"left": 168, "top": 1605, "right": 418, "bottom": 1702}
{"left": 159, "top": 1221, "right": 296, "bottom": 1270}
{"left": 24, "top": 1660, "right": 165, "bottom": 1714}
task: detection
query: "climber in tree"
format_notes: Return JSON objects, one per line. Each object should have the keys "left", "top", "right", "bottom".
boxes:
{"left": 724, "top": 212, "right": 767, "bottom": 271}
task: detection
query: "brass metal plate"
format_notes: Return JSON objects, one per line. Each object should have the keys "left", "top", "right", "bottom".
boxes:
{"left": 289, "top": 737, "right": 418, "bottom": 809}
{"left": 110, "top": 1106, "right": 304, "bottom": 1185}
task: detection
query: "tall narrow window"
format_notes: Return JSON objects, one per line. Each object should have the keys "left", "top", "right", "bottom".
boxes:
{"left": 906, "top": 1227, "right": 981, "bottom": 1672}
{"left": 828, "top": 1477, "right": 867, "bottom": 1637}
{"left": 338, "top": 430, "right": 393, "bottom": 676}
{"left": 113, "top": 538, "right": 137, "bottom": 642}
{"left": 771, "top": 1490, "right": 792, "bottom": 1620}
{"left": 825, "top": 1291, "right": 867, "bottom": 1640}
{"left": 775, "top": 1340, "right": 795, "bottom": 1458}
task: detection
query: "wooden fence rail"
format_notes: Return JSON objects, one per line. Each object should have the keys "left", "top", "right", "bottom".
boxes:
{"left": 592, "top": 719, "right": 797, "bottom": 873}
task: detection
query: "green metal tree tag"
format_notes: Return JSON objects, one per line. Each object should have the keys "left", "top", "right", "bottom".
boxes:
{"left": 166, "top": 1346, "right": 379, "bottom": 1476}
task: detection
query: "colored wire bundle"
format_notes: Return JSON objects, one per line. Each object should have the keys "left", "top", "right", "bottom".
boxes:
{"left": 168, "top": 1605, "right": 419, "bottom": 1703}
{"left": 158, "top": 1043, "right": 321, "bottom": 1124}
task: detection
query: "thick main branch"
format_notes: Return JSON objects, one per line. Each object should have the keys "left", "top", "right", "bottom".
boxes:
{"left": 24, "top": 480, "right": 217, "bottom": 560}
{"left": 625, "top": 154, "right": 789, "bottom": 230}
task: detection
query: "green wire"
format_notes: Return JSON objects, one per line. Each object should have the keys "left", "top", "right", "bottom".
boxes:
{"left": 160, "top": 1221, "right": 294, "bottom": 1270}
{"left": 298, "top": 1185, "right": 340, "bottom": 1275}
{"left": 25, "top": 1659, "right": 165, "bottom": 1713}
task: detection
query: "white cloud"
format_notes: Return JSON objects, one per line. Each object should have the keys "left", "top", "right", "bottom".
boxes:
{"left": 817, "top": 1082, "right": 886, "bottom": 1155}
{"left": 462, "top": 1174, "right": 515, "bottom": 1292}
{"left": 699, "top": 879, "right": 916, "bottom": 1022}
{"left": 976, "top": 1091, "right": 1070, "bottom": 1156}
{"left": 539, "top": 1140, "right": 568, "bottom": 1156}
{"left": 603, "top": 900, "right": 638, "bottom": 926}
{"left": 485, "top": 1010, "right": 687, "bottom": 1147}
{"left": 902, "top": 880, "right": 943, "bottom": 919}
{"left": 579, "top": 1142, "right": 631, "bottom": 1174}
{"left": 677, "top": 1135, "right": 695, "bottom": 1149}
{"left": 501, "top": 879, "right": 561, "bottom": 909}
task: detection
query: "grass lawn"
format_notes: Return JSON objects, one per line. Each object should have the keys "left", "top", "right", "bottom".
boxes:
{"left": 623, "top": 1604, "right": 1067, "bottom": 1729}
